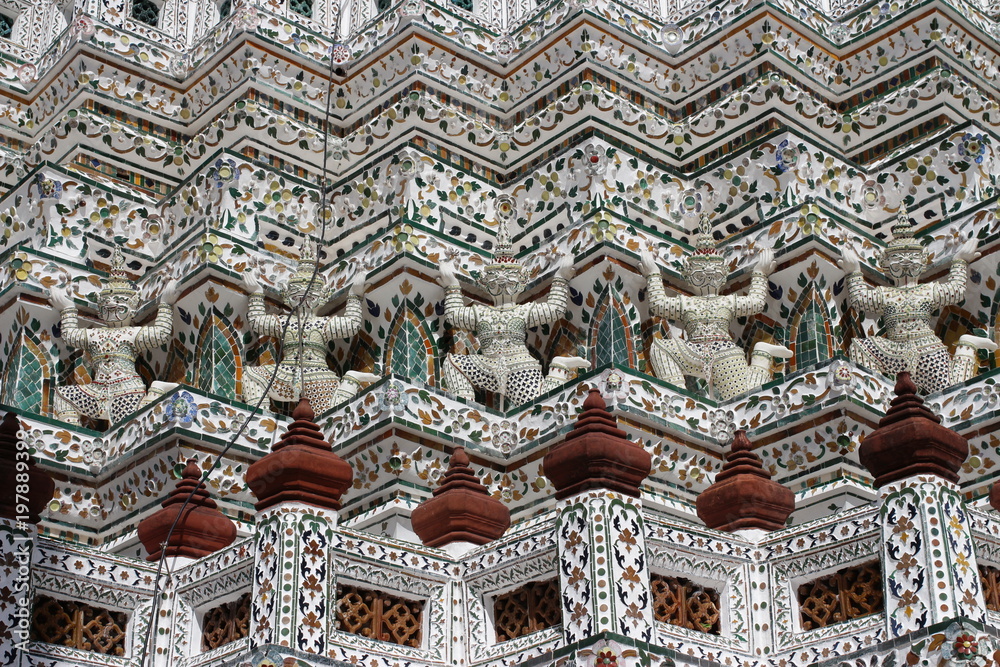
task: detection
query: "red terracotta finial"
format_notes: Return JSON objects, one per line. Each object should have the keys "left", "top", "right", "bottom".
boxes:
{"left": 696, "top": 430, "right": 794, "bottom": 532}
{"left": 859, "top": 371, "right": 967, "bottom": 488}
{"left": 0, "top": 411, "right": 55, "bottom": 524}
{"left": 245, "top": 400, "right": 353, "bottom": 511}
{"left": 137, "top": 458, "right": 237, "bottom": 561}
{"left": 582, "top": 387, "right": 606, "bottom": 411}
{"left": 542, "top": 387, "right": 651, "bottom": 500}
{"left": 410, "top": 447, "right": 510, "bottom": 547}
{"left": 731, "top": 430, "right": 753, "bottom": 453}
{"left": 292, "top": 397, "right": 315, "bottom": 422}
{"left": 895, "top": 370, "right": 918, "bottom": 396}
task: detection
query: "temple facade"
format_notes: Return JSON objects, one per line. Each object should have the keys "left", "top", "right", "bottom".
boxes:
{"left": 2, "top": 0, "right": 1000, "bottom": 665}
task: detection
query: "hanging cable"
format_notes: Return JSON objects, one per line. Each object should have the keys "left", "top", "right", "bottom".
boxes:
{"left": 136, "top": 36, "right": 348, "bottom": 667}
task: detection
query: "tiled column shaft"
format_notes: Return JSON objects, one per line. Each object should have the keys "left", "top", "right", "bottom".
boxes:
{"left": 880, "top": 476, "right": 984, "bottom": 636}
{"left": 0, "top": 519, "right": 36, "bottom": 667}
{"left": 556, "top": 490, "right": 653, "bottom": 643}
{"left": 251, "top": 503, "right": 337, "bottom": 654}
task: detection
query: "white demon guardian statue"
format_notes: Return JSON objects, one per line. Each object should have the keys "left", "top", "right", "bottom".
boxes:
{"left": 50, "top": 247, "right": 179, "bottom": 425}
{"left": 640, "top": 217, "right": 792, "bottom": 401}
{"left": 438, "top": 217, "right": 589, "bottom": 407}
{"left": 839, "top": 208, "right": 995, "bottom": 394}
{"left": 242, "top": 240, "right": 378, "bottom": 413}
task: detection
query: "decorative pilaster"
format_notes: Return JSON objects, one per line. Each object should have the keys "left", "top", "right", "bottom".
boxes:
{"left": 0, "top": 411, "right": 54, "bottom": 667}
{"left": 880, "top": 477, "right": 984, "bottom": 633}
{"left": 860, "top": 373, "right": 984, "bottom": 636}
{"left": 245, "top": 399, "right": 352, "bottom": 655}
{"left": 544, "top": 389, "right": 653, "bottom": 643}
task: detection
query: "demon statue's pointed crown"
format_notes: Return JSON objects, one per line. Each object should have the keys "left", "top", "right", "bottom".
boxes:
{"left": 878, "top": 206, "right": 929, "bottom": 280}
{"left": 97, "top": 247, "right": 141, "bottom": 322}
{"left": 476, "top": 213, "right": 529, "bottom": 298}
{"left": 682, "top": 215, "right": 727, "bottom": 291}
{"left": 282, "top": 238, "right": 328, "bottom": 309}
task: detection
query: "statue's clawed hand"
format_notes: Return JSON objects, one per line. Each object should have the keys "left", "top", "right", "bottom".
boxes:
{"left": 754, "top": 248, "right": 776, "bottom": 276}
{"left": 639, "top": 248, "right": 659, "bottom": 276}
{"left": 955, "top": 238, "right": 981, "bottom": 264}
{"left": 48, "top": 284, "right": 74, "bottom": 311}
{"left": 838, "top": 247, "right": 861, "bottom": 275}
{"left": 161, "top": 279, "right": 181, "bottom": 305}
{"left": 244, "top": 266, "right": 263, "bottom": 294}
{"left": 556, "top": 254, "right": 575, "bottom": 280}
{"left": 350, "top": 272, "right": 367, "bottom": 297}
{"left": 438, "top": 259, "right": 459, "bottom": 288}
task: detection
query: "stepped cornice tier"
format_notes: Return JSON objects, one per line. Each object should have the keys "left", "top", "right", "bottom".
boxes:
{"left": 1, "top": 7, "right": 1000, "bottom": 179}
{"left": 4, "top": 58, "right": 999, "bottom": 181}
{"left": 25, "top": 357, "right": 1000, "bottom": 544}
{"left": 4, "top": 1, "right": 999, "bottom": 98}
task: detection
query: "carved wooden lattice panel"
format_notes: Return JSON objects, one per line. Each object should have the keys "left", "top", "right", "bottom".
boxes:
{"left": 30, "top": 595, "right": 128, "bottom": 656}
{"left": 201, "top": 592, "right": 251, "bottom": 651}
{"left": 493, "top": 578, "right": 561, "bottom": 642}
{"left": 335, "top": 584, "right": 424, "bottom": 648}
{"left": 980, "top": 564, "right": 1000, "bottom": 612}
{"left": 797, "top": 561, "right": 884, "bottom": 630}
{"left": 650, "top": 574, "right": 721, "bottom": 635}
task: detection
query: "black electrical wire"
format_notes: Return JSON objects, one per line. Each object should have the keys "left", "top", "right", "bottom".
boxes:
{"left": 135, "top": 44, "right": 348, "bottom": 667}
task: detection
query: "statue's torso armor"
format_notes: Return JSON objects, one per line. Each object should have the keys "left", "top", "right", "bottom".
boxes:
{"left": 86, "top": 327, "right": 144, "bottom": 389}
{"left": 279, "top": 319, "right": 333, "bottom": 368}
{"left": 473, "top": 304, "right": 536, "bottom": 367}
{"left": 678, "top": 295, "right": 736, "bottom": 344}
{"left": 880, "top": 285, "right": 937, "bottom": 344}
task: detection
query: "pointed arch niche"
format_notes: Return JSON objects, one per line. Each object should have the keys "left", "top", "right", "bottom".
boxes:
{"left": 384, "top": 304, "right": 436, "bottom": 386}
{"left": 193, "top": 309, "right": 243, "bottom": 400}
{"left": 789, "top": 288, "right": 833, "bottom": 372}
{"left": 588, "top": 288, "right": 638, "bottom": 369}
{"left": 1, "top": 326, "right": 52, "bottom": 415}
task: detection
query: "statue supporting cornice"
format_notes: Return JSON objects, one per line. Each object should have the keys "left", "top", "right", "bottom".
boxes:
{"left": 839, "top": 208, "right": 996, "bottom": 394}
{"left": 242, "top": 240, "right": 378, "bottom": 414}
{"left": 438, "top": 217, "right": 589, "bottom": 408}
{"left": 640, "top": 217, "right": 792, "bottom": 401}
{"left": 49, "top": 247, "right": 179, "bottom": 425}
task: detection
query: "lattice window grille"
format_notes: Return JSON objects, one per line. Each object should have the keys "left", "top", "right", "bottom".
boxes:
{"left": 335, "top": 584, "right": 424, "bottom": 648}
{"left": 289, "top": 0, "right": 313, "bottom": 18}
{"left": 796, "top": 560, "right": 884, "bottom": 630}
{"left": 201, "top": 592, "right": 251, "bottom": 651}
{"left": 30, "top": 595, "right": 129, "bottom": 656}
{"left": 451, "top": 0, "right": 473, "bottom": 10}
{"left": 650, "top": 573, "right": 722, "bottom": 635}
{"left": 980, "top": 564, "right": 1000, "bottom": 612}
{"left": 218, "top": 0, "right": 232, "bottom": 19}
{"left": 376, "top": 0, "right": 392, "bottom": 11}
{"left": 0, "top": 12, "right": 13, "bottom": 39}
{"left": 131, "top": 0, "right": 160, "bottom": 26}
{"left": 492, "top": 579, "right": 561, "bottom": 642}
